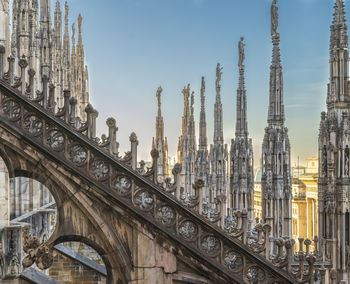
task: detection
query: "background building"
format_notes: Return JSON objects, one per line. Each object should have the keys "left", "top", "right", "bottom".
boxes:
{"left": 255, "top": 157, "right": 318, "bottom": 251}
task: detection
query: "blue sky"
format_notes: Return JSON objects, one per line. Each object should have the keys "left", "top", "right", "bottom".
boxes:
{"left": 64, "top": 0, "right": 337, "bottom": 166}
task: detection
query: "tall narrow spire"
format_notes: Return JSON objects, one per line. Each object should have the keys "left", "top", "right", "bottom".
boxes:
{"left": 40, "top": 0, "right": 51, "bottom": 26}
{"left": 153, "top": 86, "right": 169, "bottom": 181}
{"left": 181, "top": 84, "right": 191, "bottom": 137}
{"left": 54, "top": 0, "right": 62, "bottom": 49}
{"left": 230, "top": 37, "right": 254, "bottom": 229}
{"left": 199, "top": 76, "right": 207, "bottom": 150}
{"left": 267, "top": 0, "right": 284, "bottom": 126}
{"left": 261, "top": 0, "right": 292, "bottom": 241}
{"left": 62, "top": 1, "right": 70, "bottom": 89}
{"left": 236, "top": 37, "right": 248, "bottom": 138}
{"left": 63, "top": 1, "right": 69, "bottom": 53}
{"left": 214, "top": 63, "right": 223, "bottom": 144}
{"left": 155, "top": 86, "right": 164, "bottom": 141}
{"left": 327, "top": 0, "right": 350, "bottom": 107}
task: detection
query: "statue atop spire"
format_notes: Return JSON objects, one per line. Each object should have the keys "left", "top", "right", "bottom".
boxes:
{"left": 261, "top": 0, "right": 292, "bottom": 243}
{"left": 199, "top": 76, "right": 207, "bottom": 150}
{"left": 215, "top": 63, "right": 223, "bottom": 94}
{"left": 238, "top": 37, "right": 245, "bottom": 69}
{"left": 64, "top": 1, "right": 69, "bottom": 28}
{"left": 271, "top": 0, "right": 278, "bottom": 35}
{"left": 236, "top": 38, "right": 247, "bottom": 137}
{"left": 153, "top": 86, "right": 168, "bottom": 182}
{"left": 156, "top": 86, "right": 162, "bottom": 115}
{"left": 200, "top": 76, "right": 205, "bottom": 108}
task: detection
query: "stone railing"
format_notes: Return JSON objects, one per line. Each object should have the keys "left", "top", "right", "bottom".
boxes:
{"left": 0, "top": 53, "right": 317, "bottom": 283}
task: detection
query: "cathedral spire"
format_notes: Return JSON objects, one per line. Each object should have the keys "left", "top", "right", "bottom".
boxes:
{"left": 236, "top": 37, "right": 248, "bottom": 138}
{"left": 267, "top": 0, "right": 285, "bottom": 126}
{"left": 327, "top": 0, "right": 350, "bottom": 107}
{"left": 199, "top": 76, "right": 207, "bottom": 150}
{"left": 54, "top": 0, "right": 62, "bottom": 49}
{"left": 189, "top": 90, "right": 196, "bottom": 145}
{"left": 40, "top": 0, "right": 51, "bottom": 26}
{"left": 181, "top": 84, "right": 190, "bottom": 137}
{"left": 214, "top": 63, "right": 223, "bottom": 144}
{"left": 155, "top": 86, "right": 164, "bottom": 141}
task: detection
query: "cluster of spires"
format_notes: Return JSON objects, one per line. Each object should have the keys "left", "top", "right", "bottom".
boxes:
{"left": 152, "top": 0, "right": 290, "bottom": 237}
{"left": 0, "top": 0, "right": 89, "bottom": 120}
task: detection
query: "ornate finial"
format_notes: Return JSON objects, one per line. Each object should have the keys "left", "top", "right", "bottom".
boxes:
{"left": 65, "top": 1, "right": 69, "bottom": 24}
{"left": 106, "top": 117, "right": 116, "bottom": 128}
{"left": 156, "top": 86, "right": 162, "bottom": 107}
{"left": 72, "top": 23, "right": 76, "bottom": 42}
{"left": 216, "top": 63, "right": 223, "bottom": 92}
{"left": 238, "top": 37, "right": 245, "bottom": 69}
{"left": 56, "top": 0, "right": 60, "bottom": 10}
{"left": 78, "top": 14, "right": 82, "bottom": 35}
{"left": 271, "top": 0, "right": 279, "bottom": 36}
{"left": 201, "top": 76, "right": 205, "bottom": 110}
{"left": 201, "top": 76, "right": 205, "bottom": 96}
{"left": 129, "top": 132, "right": 138, "bottom": 143}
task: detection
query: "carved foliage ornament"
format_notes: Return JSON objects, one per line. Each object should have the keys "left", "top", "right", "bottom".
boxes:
{"left": 224, "top": 250, "right": 243, "bottom": 271}
{"left": 134, "top": 190, "right": 154, "bottom": 211}
{"left": 22, "top": 234, "right": 53, "bottom": 271}
{"left": 23, "top": 114, "right": 43, "bottom": 136}
{"left": 2, "top": 99, "right": 20, "bottom": 121}
{"left": 156, "top": 205, "right": 175, "bottom": 226}
{"left": 246, "top": 266, "right": 265, "bottom": 283}
{"left": 179, "top": 220, "right": 198, "bottom": 240}
{"left": 47, "top": 130, "right": 65, "bottom": 151}
{"left": 68, "top": 144, "right": 88, "bottom": 165}
{"left": 112, "top": 175, "right": 132, "bottom": 196}
{"left": 90, "top": 160, "right": 109, "bottom": 181}
{"left": 201, "top": 235, "right": 220, "bottom": 256}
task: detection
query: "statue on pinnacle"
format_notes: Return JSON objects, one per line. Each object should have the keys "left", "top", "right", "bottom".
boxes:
{"left": 216, "top": 63, "right": 223, "bottom": 92}
{"left": 271, "top": 0, "right": 278, "bottom": 36}
{"left": 238, "top": 37, "right": 245, "bottom": 68}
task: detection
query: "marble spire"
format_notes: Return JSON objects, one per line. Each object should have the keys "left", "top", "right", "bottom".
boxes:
{"left": 230, "top": 37, "right": 254, "bottom": 228}
{"left": 318, "top": 0, "right": 350, "bottom": 281}
{"left": 54, "top": 0, "right": 62, "bottom": 49}
{"left": 327, "top": 0, "right": 349, "bottom": 107}
{"left": 213, "top": 63, "right": 223, "bottom": 145}
{"left": 199, "top": 76, "right": 207, "bottom": 151}
{"left": 267, "top": 0, "right": 284, "bottom": 126}
{"left": 152, "top": 86, "right": 169, "bottom": 182}
{"left": 261, "top": 0, "right": 292, "bottom": 242}
{"left": 236, "top": 37, "right": 248, "bottom": 138}
{"left": 155, "top": 86, "right": 164, "bottom": 142}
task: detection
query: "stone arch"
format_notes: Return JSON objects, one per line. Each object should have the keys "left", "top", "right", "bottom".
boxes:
{"left": 53, "top": 235, "right": 115, "bottom": 283}
{"left": 0, "top": 131, "right": 132, "bottom": 283}
{"left": 15, "top": 165, "right": 132, "bottom": 284}
{"left": 17, "top": 165, "right": 132, "bottom": 283}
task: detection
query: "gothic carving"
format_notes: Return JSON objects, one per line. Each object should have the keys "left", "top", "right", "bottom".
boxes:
{"left": 200, "top": 235, "right": 220, "bottom": 256}
{"left": 68, "top": 143, "right": 87, "bottom": 165}
{"left": 178, "top": 220, "right": 198, "bottom": 240}
{"left": 224, "top": 250, "right": 243, "bottom": 271}
{"left": 112, "top": 175, "right": 132, "bottom": 196}
{"left": 156, "top": 205, "right": 176, "bottom": 226}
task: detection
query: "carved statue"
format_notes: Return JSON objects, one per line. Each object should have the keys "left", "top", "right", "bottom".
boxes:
{"left": 346, "top": 245, "right": 350, "bottom": 268}
{"left": 238, "top": 37, "right": 245, "bottom": 67}
{"left": 156, "top": 86, "right": 162, "bottom": 109}
{"left": 345, "top": 150, "right": 349, "bottom": 176}
{"left": 201, "top": 76, "right": 205, "bottom": 95}
{"left": 216, "top": 63, "right": 223, "bottom": 91}
{"left": 271, "top": 0, "right": 278, "bottom": 35}
{"left": 322, "top": 147, "right": 328, "bottom": 176}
